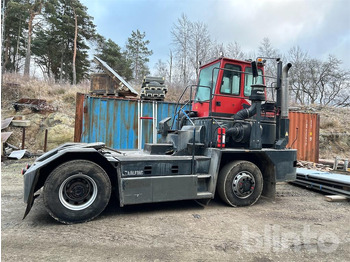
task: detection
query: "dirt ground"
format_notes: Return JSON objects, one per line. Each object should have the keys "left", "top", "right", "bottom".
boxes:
{"left": 1, "top": 159, "right": 350, "bottom": 262}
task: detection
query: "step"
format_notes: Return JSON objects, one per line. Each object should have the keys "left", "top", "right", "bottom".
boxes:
{"left": 196, "top": 192, "right": 213, "bottom": 198}
{"left": 187, "top": 143, "right": 206, "bottom": 155}
{"left": 197, "top": 174, "right": 211, "bottom": 179}
{"left": 143, "top": 143, "right": 173, "bottom": 155}
{"left": 194, "top": 155, "right": 211, "bottom": 160}
{"left": 194, "top": 157, "right": 211, "bottom": 174}
{"left": 187, "top": 142, "right": 205, "bottom": 148}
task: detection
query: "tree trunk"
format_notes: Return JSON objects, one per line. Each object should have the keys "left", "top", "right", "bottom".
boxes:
{"left": 1, "top": 0, "right": 6, "bottom": 75}
{"left": 15, "top": 19, "right": 22, "bottom": 73}
{"left": 59, "top": 50, "right": 64, "bottom": 84}
{"left": 24, "top": 3, "right": 42, "bottom": 77}
{"left": 24, "top": 11, "right": 34, "bottom": 76}
{"left": 2, "top": 35, "right": 10, "bottom": 73}
{"left": 72, "top": 9, "right": 78, "bottom": 85}
{"left": 47, "top": 60, "right": 51, "bottom": 79}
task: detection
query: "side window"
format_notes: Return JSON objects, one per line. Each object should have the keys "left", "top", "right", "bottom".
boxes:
{"left": 244, "top": 67, "right": 264, "bottom": 97}
{"left": 220, "top": 64, "right": 241, "bottom": 95}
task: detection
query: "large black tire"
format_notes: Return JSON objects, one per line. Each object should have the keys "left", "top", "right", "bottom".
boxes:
{"left": 217, "top": 160, "right": 263, "bottom": 207}
{"left": 43, "top": 160, "right": 111, "bottom": 224}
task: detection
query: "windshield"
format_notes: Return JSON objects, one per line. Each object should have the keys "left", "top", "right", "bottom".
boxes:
{"left": 195, "top": 62, "right": 220, "bottom": 102}
{"left": 244, "top": 67, "right": 264, "bottom": 97}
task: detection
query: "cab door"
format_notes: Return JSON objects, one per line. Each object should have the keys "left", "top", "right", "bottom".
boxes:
{"left": 211, "top": 64, "right": 249, "bottom": 116}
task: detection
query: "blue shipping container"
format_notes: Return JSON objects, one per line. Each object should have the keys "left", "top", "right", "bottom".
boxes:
{"left": 77, "top": 94, "right": 190, "bottom": 149}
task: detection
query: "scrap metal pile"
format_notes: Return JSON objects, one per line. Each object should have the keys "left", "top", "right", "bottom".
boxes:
{"left": 13, "top": 98, "right": 56, "bottom": 112}
{"left": 292, "top": 168, "right": 350, "bottom": 198}
{"left": 1, "top": 117, "right": 32, "bottom": 159}
{"left": 140, "top": 76, "right": 167, "bottom": 101}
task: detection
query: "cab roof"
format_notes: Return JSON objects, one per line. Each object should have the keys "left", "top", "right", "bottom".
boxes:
{"left": 200, "top": 57, "right": 264, "bottom": 69}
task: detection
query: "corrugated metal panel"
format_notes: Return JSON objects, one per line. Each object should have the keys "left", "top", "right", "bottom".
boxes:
{"left": 288, "top": 111, "right": 320, "bottom": 162}
{"left": 82, "top": 97, "right": 138, "bottom": 149}
{"left": 79, "top": 95, "right": 189, "bottom": 149}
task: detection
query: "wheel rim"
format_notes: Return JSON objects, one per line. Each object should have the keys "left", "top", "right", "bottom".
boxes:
{"left": 59, "top": 173, "right": 98, "bottom": 211}
{"left": 232, "top": 171, "right": 256, "bottom": 199}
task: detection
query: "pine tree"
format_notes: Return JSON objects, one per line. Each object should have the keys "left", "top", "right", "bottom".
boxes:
{"left": 95, "top": 36, "right": 133, "bottom": 81}
{"left": 2, "top": 0, "right": 28, "bottom": 73}
{"left": 125, "top": 30, "right": 153, "bottom": 82}
{"left": 32, "top": 0, "right": 96, "bottom": 83}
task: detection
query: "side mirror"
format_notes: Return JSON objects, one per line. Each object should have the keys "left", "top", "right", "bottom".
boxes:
{"left": 251, "top": 61, "right": 259, "bottom": 78}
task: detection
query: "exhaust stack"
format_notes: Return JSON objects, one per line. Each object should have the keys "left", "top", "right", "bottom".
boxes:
{"left": 281, "top": 63, "right": 292, "bottom": 118}
{"left": 275, "top": 62, "right": 292, "bottom": 149}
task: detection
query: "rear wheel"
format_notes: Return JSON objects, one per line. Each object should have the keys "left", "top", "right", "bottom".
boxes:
{"left": 43, "top": 160, "right": 111, "bottom": 224}
{"left": 217, "top": 160, "right": 263, "bottom": 207}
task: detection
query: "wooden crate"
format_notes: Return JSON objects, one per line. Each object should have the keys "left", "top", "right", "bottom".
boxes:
{"left": 90, "top": 73, "right": 117, "bottom": 95}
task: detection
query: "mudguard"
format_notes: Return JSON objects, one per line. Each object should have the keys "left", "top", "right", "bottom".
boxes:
{"left": 23, "top": 142, "right": 106, "bottom": 219}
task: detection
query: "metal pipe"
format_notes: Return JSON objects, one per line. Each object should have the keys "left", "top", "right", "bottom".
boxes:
{"left": 44, "top": 129, "right": 48, "bottom": 152}
{"left": 137, "top": 100, "right": 141, "bottom": 150}
{"left": 153, "top": 101, "right": 157, "bottom": 144}
{"left": 343, "top": 159, "right": 349, "bottom": 171}
{"left": 21, "top": 127, "right": 26, "bottom": 150}
{"left": 140, "top": 101, "right": 143, "bottom": 148}
{"left": 281, "top": 63, "right": 292, "bottom": 118}
{"left": 155, "top": 102, "right": 158, "bottom": 142}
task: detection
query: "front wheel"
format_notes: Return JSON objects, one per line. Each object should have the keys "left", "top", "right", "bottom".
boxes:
{"left": 217, "top": 160, "right": 263, "bottom": 207}
{"left": 43, "top": 160, "right": 111, "bottom": 224}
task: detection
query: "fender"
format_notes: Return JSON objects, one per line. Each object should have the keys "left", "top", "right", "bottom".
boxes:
{"left": 23, "top": 142, "right": 111, "bottom": 219}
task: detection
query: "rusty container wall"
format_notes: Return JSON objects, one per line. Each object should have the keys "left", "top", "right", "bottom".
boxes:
{"left": 81, "top": 96, "right": 138, "bottom": 149}
{"left": 288, "top": 111, "right": 320, "bottom": 163}
{"left": 74, "top": 93, "right": 85, "bottom": 142}
{"left": 78, "top": 95, "right": 189, "bottom": 149}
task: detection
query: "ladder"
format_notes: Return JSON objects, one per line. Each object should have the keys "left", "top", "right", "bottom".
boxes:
{"left": 137, "top": 100, "right": 158, "bottom": 150}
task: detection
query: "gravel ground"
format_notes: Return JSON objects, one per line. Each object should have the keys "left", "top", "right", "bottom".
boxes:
{"left": 1, "top": 160, "right": 350, "bottom": 262}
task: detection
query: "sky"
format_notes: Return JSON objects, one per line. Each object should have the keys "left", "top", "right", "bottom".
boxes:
{"left": 82, "top": 0, "right": 350, "bottom": 72}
